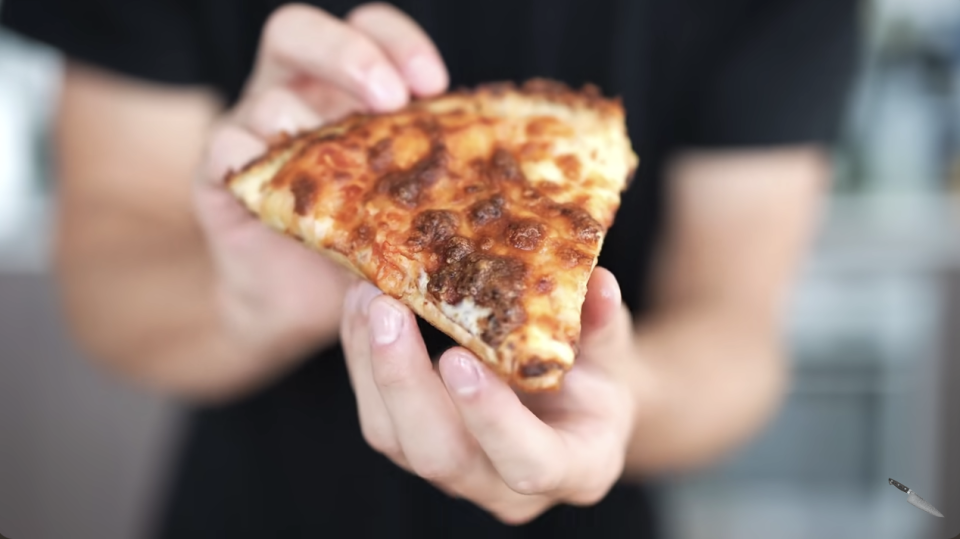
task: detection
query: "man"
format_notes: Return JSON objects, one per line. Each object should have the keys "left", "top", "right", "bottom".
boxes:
{"left": 1, "top": 0, "right": 858, "bottom": 537}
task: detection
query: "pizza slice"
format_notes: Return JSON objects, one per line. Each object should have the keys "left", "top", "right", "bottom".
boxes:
{"left": 227, "top": 79, "right": 638, "bottom": 391}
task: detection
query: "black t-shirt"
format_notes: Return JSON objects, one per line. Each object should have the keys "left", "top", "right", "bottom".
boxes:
{"left": 2, "top": 0, "right": 858, "bottom": 537}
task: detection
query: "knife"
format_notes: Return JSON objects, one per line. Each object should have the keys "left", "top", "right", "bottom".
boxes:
{"left": 889, "top": 478, "right": 944, "bottom": 518}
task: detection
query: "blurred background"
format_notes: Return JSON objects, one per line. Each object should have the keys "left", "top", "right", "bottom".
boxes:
{"left": 1, "top": 0, "right": 959, "bottom": 538}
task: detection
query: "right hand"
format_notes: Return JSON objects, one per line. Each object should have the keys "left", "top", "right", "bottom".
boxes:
{"left": 194, "top": 3, "right": 449, "bottom": 392}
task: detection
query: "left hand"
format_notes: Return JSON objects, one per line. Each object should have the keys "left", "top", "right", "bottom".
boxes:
{"left": 340, "top": 267, "right": 638, "bottom": 524}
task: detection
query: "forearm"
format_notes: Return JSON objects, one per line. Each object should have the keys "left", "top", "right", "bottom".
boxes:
{"left": 57, "top": 188, "right": 354, "bottom": 403}
{"left": 615, "top": 148, "right": 827, "bottom": 476}
{"left": 620, "top": 310, "right": 788, "bottom": 477}
{"left": 55, "top": 197, "right": 264, "bottom": 401}
{"left": 619, "top": 304, "right": 787, "bottom": 476}
{"left": 52, "top": 64, "right": 341, "bottom": 402}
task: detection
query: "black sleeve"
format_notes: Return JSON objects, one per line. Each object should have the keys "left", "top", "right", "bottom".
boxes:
{"left": 1, "top": 0, "right": 209, "bottom": 87}
{"left": 676, "top": 0, "right": 861, "bottom": 148}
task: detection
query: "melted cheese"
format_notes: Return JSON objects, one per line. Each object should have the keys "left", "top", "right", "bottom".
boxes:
{"left": 227, "top": 79, "right": 637, "bottom": 391}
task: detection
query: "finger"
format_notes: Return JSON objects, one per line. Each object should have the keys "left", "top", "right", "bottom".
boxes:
{"left": 341, "top": 282, "right": 404, "bottom": 461}
{"left": 438, "top": 349, "right": 569, "bottom": 496}
{"left": 292, "top": 78, "right": 367, "bottom": 124}
{"left": 251, "top": 4, "right": 408, "bottom": 111}
{"left": 579, "top": 267, "right": 622, "bottom": 334}
{"left": 367, "top": 295, "right": 480, "bottom": 485}
{"left": 194, "top": 124, "right": 268, "bottom": 234}
{"left": 347, "top": 3, "right": 448, "bottom": 97}
{"left": 578, "top": 267, "right": 633, "bottom": 363}
{"left": 233, "top": 86, "right": 322, "bottom": 139}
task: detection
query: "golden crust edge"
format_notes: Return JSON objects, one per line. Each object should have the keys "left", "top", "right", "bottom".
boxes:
{"left": 440, "top": 78, "right": 627, "bottom": 118}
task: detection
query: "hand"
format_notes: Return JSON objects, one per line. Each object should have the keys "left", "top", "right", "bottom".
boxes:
{"left": 194, "top": 4, "right": 449, "bottom": 384}
{"left": 340, "top": 267, "right": 639, "bottom": 524}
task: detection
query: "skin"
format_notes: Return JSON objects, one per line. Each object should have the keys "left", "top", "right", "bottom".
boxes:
{"left": 52, "top": 2, "right": 829, "bottom": 525}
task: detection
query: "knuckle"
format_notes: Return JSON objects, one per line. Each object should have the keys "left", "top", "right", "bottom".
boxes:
{"left": 264, "top": 3, "right": 311, "bottom": 42}
{"left": 346, "top": 2, "right": 394, "bottom": 25}
{"left": 505, "top": 470, "right": 562, "bottom": 496}
{"left": 262, "top": 4, "right": 337, "bottom": 66}
{"left": 491, "top": 506, "right": 543, "bottom": 526}
{"left": 567, "top": 484, "right": 611, "bottom": 506}
{"left": 410, "top": 459, "right": 459, "bottom": 484}
{"left": 346, "top": 4, "right": 426, "bottom": 63}
{"left": 360, "top": 423, "right": 401, "bottom": 458}
{"left": 564, "top": 466, "right": 619, "bottom": 506}
{"left": 409, "top": 446, "right": 470, "bottom": 483}
{"left": 371, "top": 354, "right": 413, "bottom": 389}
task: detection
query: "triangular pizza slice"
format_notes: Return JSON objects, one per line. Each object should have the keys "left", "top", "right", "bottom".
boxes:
{"left": 228, "top": 79, "right": 638, "bottom": 391}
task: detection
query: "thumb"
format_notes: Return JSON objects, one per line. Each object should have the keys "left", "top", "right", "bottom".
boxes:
{"left": 578, "top": 267, "right": 632, "bottom": 361}
{"left": 193, "top": 123, "right": 269, "bottom": 241}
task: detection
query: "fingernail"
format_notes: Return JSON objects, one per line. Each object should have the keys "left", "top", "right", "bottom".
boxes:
{"left": 445, "top": 353, "right": 482, "bottom": 395}
{"left": 354, "top": 281, "right": 382, "bottom": 316}
{"left": 369, "top": 299, "right": 403, "bottom": 345}
{"left": 600, "top": 285, "right": 619, "bottom": 303}
{"left": 366, "top": 64, "right": 407, "bottom": 110}
{"left": 405, "top": 55, "right": 447, "bottom": 94}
